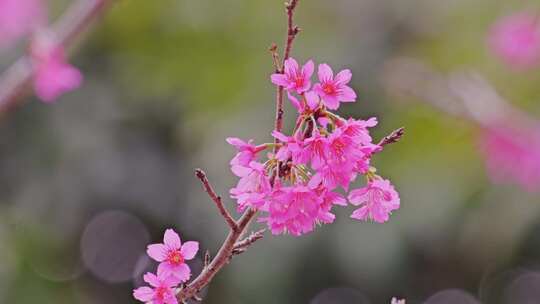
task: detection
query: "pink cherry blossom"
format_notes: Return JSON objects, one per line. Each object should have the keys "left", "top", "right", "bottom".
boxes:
{"left": 348, "top": 179, "right": 400, "bottom": 223}
{"left": 271, "top": 58, "right": 314, "bottom": 94}
{"left": 31, "top": 36, "right": 83, "bottom": 102}
{"left": 488, "top": 11, "right": 540, "bottom": 69}
{"left": 261, "top": 183, "right": 329, "bottom": 236}
{"left": 226, "top": 137, "right": 260, "bottom": 176}
{"left": 0, "top": 0, "right": 45, "bottom": 48}
{"left": 230, "top": 161, "right": 271, "bottom": 211}
{"left": 313, "top": 63, "right": 357, "bottom": 110}
{"left": 146, "top": 229, "right": 199, "bottom": 282}
{"left": 479, "top": 124, "right": 540, "bottom": 191}
{"left": 324, "top": 128, "right": 357, "bottom": 163}
{"left": 133, "top": 270, "right": 181, "bottom": 304}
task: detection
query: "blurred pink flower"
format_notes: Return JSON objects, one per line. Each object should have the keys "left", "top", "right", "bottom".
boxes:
{"left": 133, "top": 270, "right": 181, "bottom": 304}
{"left": 313, "top": 63, "right": 356, "bottom": 110}
{"left": 348, "top": 179, "right": 400, "bottom": 223}
{"left": 488, "top": 11, "right": 540, "bottom": 69}
{"left": 479, "top": 124, "right": 540, "bottom": 191}
{"left": 271, "top": 57, "right": 314, "bottom": 94}
{"left": 0, "top": 0, "right": 45, "bottom": 48}
{"left": 146, "top": 229, "right": 199, "bottom": 282}
{"left": 31, "top": 36, "right": 83, "bottom": 102}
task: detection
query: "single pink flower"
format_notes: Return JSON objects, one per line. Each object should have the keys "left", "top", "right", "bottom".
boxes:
{"left": 313, "top": 63, "right": 357, "bottom": 110}
{"left": 488, "top": 11, "right": 540, "bottom": 69}
{"left": 479, "top": 124, "right": 540, "bottom": 191}
{"left": 133, "top": 270, "right": 181, "bottom": 304}
{"left": 348, "top": 179, "right": 400, "bottom": 223}
{"left": 31, "top": 36, "right": 83, "bottom": 102}
{"left": 230, "top": 161, "right": 271, "bottom": 211}
{"left": 146, "top": 229, "right": 199, "bottom": 282}
{"left": 0, "top": 0, "right": 45, "bottom": 48}
{"left": 271, "top": 58, "right": 314, "bottom": 94}
{"left": 226, "top": 137, "right": 260, "bottom": 176}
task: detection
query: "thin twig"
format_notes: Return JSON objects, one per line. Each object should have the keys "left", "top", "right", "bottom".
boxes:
{"left": 232, "top": 229, "right": 265, "bottom": 255}
{"left": 195, "top": 169, "right": 238, "bottom": 231}
{"left": 378, "top": 127, "right": 405, "bottom": 147}
{"left": 273, "top": 0, "right": 301, "bottom": 146}
{"left": 269, "top": 43, "right": 281, "bottom": 73}
{"left": 176, "top": 208, "right": 258, "bottom": 301}
{"left": 0, "top": 0, "right": 115, "bottom": 114}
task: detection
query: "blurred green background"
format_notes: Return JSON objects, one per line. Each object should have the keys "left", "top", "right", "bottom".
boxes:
{"left": 1, "top": 0, "right": 540, "bottom": 303}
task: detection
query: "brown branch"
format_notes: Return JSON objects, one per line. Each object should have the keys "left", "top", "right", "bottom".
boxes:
{"left": 195, "top": 169, "right": 238, "bottom": 231}
{"left": 378, "top": 127, "right": 405, "bottom": 147}
{"left": 177, "top": 208, "right": 258, "bottom": 302}
{"left": 269, "top": 43, "right": 281, "bottom": 73}
{"left": 232, "top": 229, "right": 265, "bottom": 255}
{"left": 0, "top": 0, "right": 115, "bottom": 114}
{"left": 273, "top": 0, "right": 301, "bottom": 147}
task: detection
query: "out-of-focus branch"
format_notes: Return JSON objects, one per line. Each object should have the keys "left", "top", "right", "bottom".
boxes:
{"left": 195, "top": 169, "right": 238, "bottom": 231}
{"left": 0, "top": 0, "right": 115, "bottom": 114}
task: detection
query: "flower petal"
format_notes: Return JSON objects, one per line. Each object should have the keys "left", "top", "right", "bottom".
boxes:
{"left": 339, "top": 85, "right": 357, "bottom": 102}
{"left": 317, "top": 63, "right": 333, "bottom": 82}
{"left": 163, "top": 229, "right": 181, "bottom": 249}
{"left": 335, "top": 69, "right": 352, "bottom": 84}
{"left": 351, "top": 206, "right": 369, "bottom": 221}
{"left": 143, "top": 272, "right": 160, "bottom": 287}
{"left": 322, "top": 94, "right": 340, "bottom": 110}
{"left": 302, "top": 59, "right": 315, "bottom": 78}
{"left": 283, "top": 57, "right": 299, "bottom": 75}
{"left": 147, "top": 244, "right": 167, "bottom": 262}
{"left": 270, "top": 74, "right": 289, "bottom": 87}
{"left": 180, "top": 241, "right": 199, "bottom": 260}
{"left": 173, "top": 263, "right": 191, "bottom": 283}
{"left": 226, "top": 137, "right": 246, "bottom": 148}
{"left": 133, "top": 286, "right": 154, "bottom": 302}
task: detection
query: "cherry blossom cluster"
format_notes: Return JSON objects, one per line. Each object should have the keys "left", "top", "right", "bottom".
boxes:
{"left": 228, "top": 58, "right": 400, "bottom": 236}
{"left": 0, "top": 0, "right": 82, "bottom": 102}
{"left": 133, "top": 229, "right": 199, "bottom": 304}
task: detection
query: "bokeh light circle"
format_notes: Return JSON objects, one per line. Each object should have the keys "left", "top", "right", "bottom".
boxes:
{"left": 310, "top": 287, "right": 371, "bottom": 304}
{"left": 424, "top": 289, "right": 479, "bottom": 304}
{"left": 80, "top": 210, "right": 149, "bottom": 283}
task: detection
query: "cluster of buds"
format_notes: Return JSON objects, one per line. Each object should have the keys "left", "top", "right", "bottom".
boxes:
{"left": 228, "top": 58, "right": 401, "bottom": 236}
